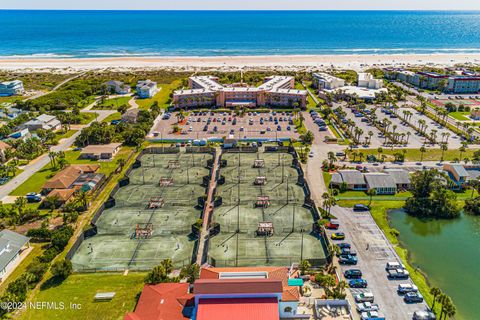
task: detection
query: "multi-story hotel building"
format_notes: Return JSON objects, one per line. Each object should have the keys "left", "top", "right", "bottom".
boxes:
{"left": 173, "top": 75, "right": 307, "bottom": 109}
{"left": 357, "top": 72, "right": 383, "bottom": 89}
{"left": 446, "top": 76, "right": 480, "bottom": 94}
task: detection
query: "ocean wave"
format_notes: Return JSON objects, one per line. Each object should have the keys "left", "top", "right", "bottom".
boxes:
{"left": 0, "top": 53, "right": 75, "bottom": 59}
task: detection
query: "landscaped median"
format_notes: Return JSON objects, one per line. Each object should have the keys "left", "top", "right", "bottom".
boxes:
{"left": 345, "top": 148, "right": 479, "bottom": 162}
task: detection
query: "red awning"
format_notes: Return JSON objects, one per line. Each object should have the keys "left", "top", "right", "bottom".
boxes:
{"left": 196, "top": 298, "right": 279, "bottom": 320}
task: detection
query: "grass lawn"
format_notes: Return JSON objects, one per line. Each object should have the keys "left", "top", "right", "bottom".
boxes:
{"left": 336, "top": 190, "right": 412, "bottom": 200}
{"left": 347, "top": 148, "right": 479, "bottom": 162}
{"left": 136, "top": 80, "right": 181, "bottom": 110}
{"left": 19, "top": 272, "right": 146, "bottom": 320}
{"left": 79, "top": 112, "right": 99, "bottom": 124}
{"left": 336, "top": 199, "right": 441, "bottom": 314}
{"left": 294, "top": 119, "right": 307, "bottom": 135}
{"left": 101, "top": 112, "right": 122, "bottom": 124}
{"left": 56, "top": 130, "right": 77, "bottom": 140}
{"left": 449, "top": 112, "right": 471, "bottom": 121}
{"left": 10, "top": 147, "right": 133, "bottom": 196}
{"left": 295, "top": 82, "right": 316, "bottom": 109}
{"left": 0, "top": 243, "right": 45, "bottom": 295}
{"left": 97, "top": 96, "right": 131, "bottom": 110}
{"left": 0, "top": 96, "right": 24, "bottom": 104}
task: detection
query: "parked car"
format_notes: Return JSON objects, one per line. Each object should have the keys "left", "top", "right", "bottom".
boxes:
{"left": 325, "top": 219, "right": 340, "bottom": 229}
{"left": 404, "top": 292, "right": 424, "bottom": 303}
{"left": 26, "top": 192, "right": 42, "bottom": 203}
{"left": 353, "top": 204, "right": 369, "bottom": 212}
{"left": 340, "top": 247, "right": 357, "bottom": 256}
{"left": 203, "top": 125, "right": 208, "bottom": 132}
{"left": 336, "top": 152, "right": 345, "bottom": 157}
{"left": 397, "top": 283, "right": 418, "bottom": 294}
{"left": 344, "top": 269, "right": 362, "bottom": 279}
{"left": 413, "top": 310, "right": 436, "bottom": 320}
{"left": 331, "top": 232, "right": 345, "bottom": 240}
{"left": 354, "top": 292, "right": 374, "bottom": 303}
{"left": 337, "top": 242, "right": 351, "bottom": 249}
{"left": 388, "top": 268, "right": 410, "bottom": 279}
{"left": 361, "top": 311, "right": 380, "bottom": 320}
{"left": 386, "top": 261, "right": 405, "bottom": 271}
{"left": 319, "top": 126, "right": 328, "bottom": 131}
{"left": 356, "top": 302, "right": 379, "bottom": 313}
{"left": 339, "top": 254, "right": 357, "bottom": 265}
{"left": 349, "top": 279, "right": 368, "bottom": 288}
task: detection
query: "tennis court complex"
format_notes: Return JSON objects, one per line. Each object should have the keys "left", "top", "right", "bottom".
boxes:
{"left": 71, "top": 151, "right": 212, "bottom": 271}
{"left": 207, "top": 151, "right": 327, "bottom": 267}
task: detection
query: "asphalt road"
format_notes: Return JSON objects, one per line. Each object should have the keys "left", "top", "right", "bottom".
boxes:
{"left": 327, "top": 206, "right": 429, "bottom": 320}
{"left": 0, "top": 109, "right": 115, "bottom": 200}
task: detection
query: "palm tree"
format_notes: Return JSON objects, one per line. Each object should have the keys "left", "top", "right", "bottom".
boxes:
{"left": 440, "top": 143, "right": 448, "bottom": 162}
{"left": 420, "top": 146, "right": 426, "bottom": 162}
{"left": 327, "top": 152, "right": 337, "bottom": 170}
{"left": 430, "top": 287, "right": 442, "bottom": 310}
{"left": 458, "top": 145, "right": 466, "bottom": 162}
{"left": 76, "top": 191, "right": 91, "bottom": 209}
{"left": 367, "top": 189, "right": 377, "bottom": 207}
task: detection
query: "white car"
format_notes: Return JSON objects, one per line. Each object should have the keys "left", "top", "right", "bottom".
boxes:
{"left": 397, "top": 283, "right": 418, "bottom": 294}
{"left": 356, "top": 302, "right": 379, "bottom": 312}
{"left": 361, "top": 311, "right": 380, "bottom": 319}
{"left": 354, "top": 292, "right": 374, "bottom": 303}
{"left": 386, "top": 261, "right": 405, "bottom": 270}
{"left": 309, "top": 151, "right": 314, "bottom": 157}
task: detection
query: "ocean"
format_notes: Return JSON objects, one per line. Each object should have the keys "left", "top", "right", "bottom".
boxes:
{"left": 1, "top": 10, "right": 480, "bottom": 58}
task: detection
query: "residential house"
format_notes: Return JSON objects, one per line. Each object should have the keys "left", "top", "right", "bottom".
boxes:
{"left": 364, "top": 173, "right": 397, "bottom": 195}
{"left": 0, "top": 80, "right": 24, "bottom": 97}
{"left": 0, "top": 141, "right": 14, "bottom": 162}
{"left": 136, "top": 80, "right": 158, "bottom": 98}
{"left": 42, "top": 164, "right": 104, "bottom": 205}
{"left": 8, "top": 128, "right": 30, "bottom": 140}
{"left": 0, "top": 230, "right": 30, "bottom": 281}
{"left": 443, "top": 163, "right": 469, "bottom": 190}
{"left": 330, "top": 170, "right": 367, "bottom": 190}
{"left": 122, "top": 108, "right": 140, "bottom": 124}
{"left": 79, "top": 143, "right": 122, "bottom": 160}
{"left": 0, "top": 107, "right": 24, "bottom": 120}
{"left": 104, "top": 80, "right": 131, "bottom": 95}
{"left": 22, "top": 114, "right": 61, "bottom": 132}
{"left": 383, "top": 169, "right": 411, "bottom": 191}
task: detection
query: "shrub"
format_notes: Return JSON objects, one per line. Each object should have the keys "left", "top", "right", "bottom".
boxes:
{"left": 51, "top": 259, "right": 73, "bottom": 279}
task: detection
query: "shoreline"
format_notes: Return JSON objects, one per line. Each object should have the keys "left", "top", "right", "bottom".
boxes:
{"left": 0, "top": 53, "right": 479, "bottom": 72}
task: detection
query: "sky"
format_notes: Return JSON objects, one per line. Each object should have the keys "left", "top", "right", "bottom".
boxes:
{"left": 1, "top": 0, "right": 480, "bottom": 10}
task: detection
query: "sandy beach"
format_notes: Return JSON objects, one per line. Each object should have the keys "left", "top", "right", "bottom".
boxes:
{"left": 0, "top": 53, "right": 479, "bottom": 72}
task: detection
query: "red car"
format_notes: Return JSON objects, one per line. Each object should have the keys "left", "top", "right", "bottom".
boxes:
{"left": 326, "top": 219, "right": 340, "bottom": 230}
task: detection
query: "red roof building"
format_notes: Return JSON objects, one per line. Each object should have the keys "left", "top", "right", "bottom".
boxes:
{"left": 124, "top": 283, "right": 193, "bottom": 320}
{"left": 196, "top": 297, "right": 279, "bottom": 320}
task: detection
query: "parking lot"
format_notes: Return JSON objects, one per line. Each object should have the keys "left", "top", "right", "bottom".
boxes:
{"left": 327, "top": 206, "right": 428, "bottom": 320}
{"left": 342, "top": 107, "right": 384, "bottom": 147}
{"left": 151, "top": 111, "right": 300, "bottom": 141}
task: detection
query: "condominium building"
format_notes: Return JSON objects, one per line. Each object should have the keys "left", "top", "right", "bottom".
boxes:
{"left": 312, "top": 72, "right": 345, "bottom": 90}
{"left": 0, "top": 80, "right": 24, "bottom": 97}
{"left": 136, "top": 80, "right": 158, "bottom": 99}
{"left": 446, "top": 76, "right": 480, "bottom": 94}
{"left": 415, "top": 72, "right": 448, "bottom": 90}
{"left": 357, "top": 72, "right": 383, "bottom": 89}
{"left": 173, "top": 76, "right": 307, "bottom": 109}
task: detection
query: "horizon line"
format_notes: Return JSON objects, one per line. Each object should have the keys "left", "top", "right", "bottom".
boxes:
{"left": 2, "top": 9, "right": 480, "bottom": 12}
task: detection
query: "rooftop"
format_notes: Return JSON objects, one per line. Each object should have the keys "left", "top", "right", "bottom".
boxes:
{"left": 0, "top": 230, "right": 29, "bottom": 272}
{"left": 196, "top": 297, "right": 279, "bottom": 320}
{"left": 43, "top": 164, "right": 100, "bottom": 190}
{"left": 81, "top": 143, "right": 122, "bottom": 155}
{"left": 194, "top": 278, "right": 283, "bottom": 295}
{"left": 364, "top": 173, "right": 397, "bottom": 189}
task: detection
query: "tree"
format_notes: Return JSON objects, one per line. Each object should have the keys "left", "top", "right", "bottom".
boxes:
{"left": 300, "top": 131, "right": 314, "bottom": 145}
{"left": 419, "top": 145, "right": 427, "bottom": 162}
{"left": 430, "top": 287, "right": 442, "bottom": 310}
{"left": 299, "top": 260, "right": 311, "bottom": 275}
{"left": 51, "top": 259, "right": 72, "bottom": 279}
{"left": 180, "top": 263, "right": 200, "bottom": 284}
{"left": 144, "top": 259, "right": 177, "bottom": 284}
{"left": 327, "top": 152, "right": 336, "bottom": 170}
{"left": 404, "top": 169, "right": 460, "bottom": 219}
{"left": 367, "top": 188, "right": 377, "bottom": 207}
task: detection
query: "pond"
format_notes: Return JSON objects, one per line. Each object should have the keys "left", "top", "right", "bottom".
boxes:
{"left": 388, "top": 209, "right": 480, "bottom": 320}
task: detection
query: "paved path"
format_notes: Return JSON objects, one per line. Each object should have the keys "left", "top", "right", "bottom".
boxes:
{"left": 196, "top": 149, "right": 221, "bottom": 265}
{"left": 25, "top": 71, "right": 87, "bottom": 101}
{"left": 0, "top": 109, "right": 116, "bottom": 200}
{"left": 327, "top": 206, "right": 429, "bottom": 320}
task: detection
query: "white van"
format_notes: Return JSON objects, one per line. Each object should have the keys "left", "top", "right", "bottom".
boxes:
{"left": 386, "top": 261, "right": 405, "bottom": 271}
{"left": 354, "top": 292, "right": 374, "bottom": 303}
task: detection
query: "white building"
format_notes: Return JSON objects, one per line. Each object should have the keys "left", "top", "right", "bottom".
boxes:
{"left": 136, "top": 80, "right": 158, "bottom": 99}
{"left": 0, "top": 80, "right": 24, "bottom": 97}
{"left": 312, "top": 72, "right": 345, "bottom": 90}
{"left": 357, "top": 73, "right": 383, "bottom": 89}
{"left": 22, "top": 114, "right": 61, "bottom": 132}
{"left": 104, "top": 80, "right": 131, "bottom": 94}
{"left": 0, "top": 230, "right": 30, "bottom": 281}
